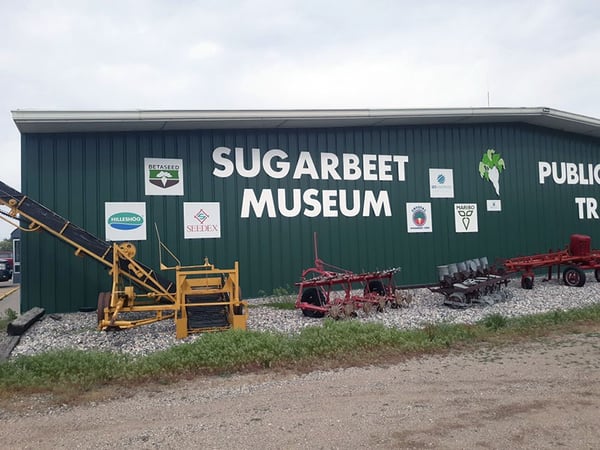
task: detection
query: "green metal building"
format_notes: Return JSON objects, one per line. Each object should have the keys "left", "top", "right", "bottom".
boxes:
{"left": 10, "top": 107, "right": 600, "bottom": 313}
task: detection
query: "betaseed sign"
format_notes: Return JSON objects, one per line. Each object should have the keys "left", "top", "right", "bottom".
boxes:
{"left": 105, "top": 202, "right": 147, "bottom": 241}
{"left": 212, "top": 147, "right": 409, "bottom": 218}
{"left": 144, "top": 158, "right": 184, "bottom": 196}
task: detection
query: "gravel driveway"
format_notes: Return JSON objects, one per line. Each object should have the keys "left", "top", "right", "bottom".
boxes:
{"left": 1, "top": 329, "right": 599, "bottom": 449}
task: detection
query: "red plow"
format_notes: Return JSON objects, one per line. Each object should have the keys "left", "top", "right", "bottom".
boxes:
{"left": 501, "top": 234, "right": 600, "bottom": 289}
{"left": 295, "top": 234, "right": 411, "bottom": 319}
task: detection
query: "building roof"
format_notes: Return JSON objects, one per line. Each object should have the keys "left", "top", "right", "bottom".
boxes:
{"left": 11, "top": 107, "right": 600, "bottom": 138}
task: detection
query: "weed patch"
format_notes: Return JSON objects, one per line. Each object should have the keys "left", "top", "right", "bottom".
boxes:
{"left": 483, "top": 314, "right": 508, "bottom": 331}
{"left": 0, "top": 303, "right": 599, "bottom": 401}
{"left": 0, "top": 308, "right": 18, "bottom": 332}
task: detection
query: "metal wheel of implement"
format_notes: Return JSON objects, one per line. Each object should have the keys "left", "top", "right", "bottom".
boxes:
{"left": 563, "top": 266, "right": 586, "bottom": 287}
{"left": 521, "top": 276, "right": 534, "bottom": 290}
{"left": 328, "top": 304, "right": 343, "bottom": 319}
{"left": 96, "top": 292, "right": 110, "bottom": 324}
{"left": 301, "top": 287, "right": 326, "bottom": 318}
{"left": 446, "top": 292, "right": 468, "bottom": 308}
{"left": 392, "top": 290, "right": 411, "bottom": 308}
{"left": 362, "top": 302, "right": 373, "bottom": 315}
{"left": 595, "top": 268, "right": 600, "bottom": 282}
{"left": 377, "top": 298, "right": 386, "bottom": 313}
{"left": 344, "top": 303, "right": 356, "bottom": 317}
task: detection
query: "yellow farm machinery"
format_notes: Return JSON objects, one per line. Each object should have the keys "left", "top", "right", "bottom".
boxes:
{"left": 0, "top": 180, "right": 247, "bottom": 338}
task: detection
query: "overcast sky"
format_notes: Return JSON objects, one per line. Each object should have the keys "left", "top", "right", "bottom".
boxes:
{"left": 0, "top": 0, "right": 599, "bottom": 239}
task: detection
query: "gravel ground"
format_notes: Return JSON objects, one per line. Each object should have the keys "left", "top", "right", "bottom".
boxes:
{"left": 3, "top": 276, "right": 600, "bottom": 449}
{"left": 2, "top": 330, "right": 599, "bottom": 449}
{"left": 9, "top": 274, "right": 600, "bottom": 359}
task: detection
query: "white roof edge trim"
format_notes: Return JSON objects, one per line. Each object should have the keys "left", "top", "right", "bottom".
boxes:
{"left": 10, "top": 107, "right": 600, "bottom": 137}
{"left": 11, "top": 106, "right": 554, "bottom": 121}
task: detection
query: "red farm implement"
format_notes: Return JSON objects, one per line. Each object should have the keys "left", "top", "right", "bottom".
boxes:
{"left": 295, "top": 234, "right": 410, "bottom": 318}
{"left": 501, "top": 234, "right": 600, "bottom": 289}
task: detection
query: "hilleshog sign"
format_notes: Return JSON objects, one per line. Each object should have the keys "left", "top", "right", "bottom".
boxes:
{"left": 105, "top": 202, "right": 147, "bottom": 241}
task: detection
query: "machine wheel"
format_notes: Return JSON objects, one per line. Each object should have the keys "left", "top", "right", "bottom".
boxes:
{"left": 300, "top": 287, "right": 326, "bottom": 318}
{"left": 328, "top": 304, "right": 343, "bottom": 320}
{"left": 96, "top": 292, "right": 110, "bottom": 324}
{"left": 521, "top": 276, "right": 534, "bottom": 290}
{"left": 362, "top": 302, "right": 373, "bottom": 315}
{"left": 595, "top": 268, "right": 600, "bottom": 282}
{"left": 365, "top": 280, "right": 386, "bottom": 296}
{"left": 344, "top": 303, "right": 357, "bottom": 317}
{"left": 563, "top": 266, "right": 586, "bottom": 287}
{"left": 445, "top": 292, "right": 468, "bottom": 308}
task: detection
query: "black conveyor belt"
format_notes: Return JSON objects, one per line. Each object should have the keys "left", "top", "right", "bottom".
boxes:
{"left": 0, "top": 180, "right": 175, "bottom": 294}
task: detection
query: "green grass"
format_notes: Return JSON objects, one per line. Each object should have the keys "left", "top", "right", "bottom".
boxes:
{"left": 1, "top": 304, "right": 599, "bottom": 399}
{"left": 482, "top": 313, "right": 508, "bottom": 331}
{"left": 0, "top": 308, "right": 18, "bottom": 332}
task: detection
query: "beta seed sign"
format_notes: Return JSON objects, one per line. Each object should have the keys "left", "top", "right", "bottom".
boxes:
{"left": 144, "top": 158, "right": 184, "bottom": 196}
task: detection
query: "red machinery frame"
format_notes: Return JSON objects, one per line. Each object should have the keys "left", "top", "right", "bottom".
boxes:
{"left": 501, "top": 234, "right": 600, "bottom": 289}
{"left": 295, "top": 234, "right": 408, "bottom": 318}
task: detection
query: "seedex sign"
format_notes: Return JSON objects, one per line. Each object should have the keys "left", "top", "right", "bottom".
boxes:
{"left": 183, "top": 202, "right": 221, "bottom": 239}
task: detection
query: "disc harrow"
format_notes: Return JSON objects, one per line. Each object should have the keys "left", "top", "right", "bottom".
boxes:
{"left": 295, "top": 234, "right": 409, "bottom": 318}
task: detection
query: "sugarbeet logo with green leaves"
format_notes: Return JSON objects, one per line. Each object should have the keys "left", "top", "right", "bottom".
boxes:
{"left": 479, "top": 149, "right": 505, "bottom": 196}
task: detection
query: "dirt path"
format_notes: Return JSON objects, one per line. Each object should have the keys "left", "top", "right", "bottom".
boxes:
{"left": 1, "top": 331, "right": 599, "bottom": 449}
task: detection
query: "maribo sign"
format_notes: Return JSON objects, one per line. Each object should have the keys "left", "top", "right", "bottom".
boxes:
{"left": 212, "top": 146, "right": 410, "bottom": 218}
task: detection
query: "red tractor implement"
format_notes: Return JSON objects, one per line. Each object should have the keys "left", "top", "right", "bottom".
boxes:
{"left": 501, "top": 234, "right": 600, "bottom": 289}
{"left": 295, "top": 234, "right": 410, "bottom": 319}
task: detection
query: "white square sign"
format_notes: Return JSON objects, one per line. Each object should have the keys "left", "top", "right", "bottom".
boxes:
{"left": 487, "top": 199, "right": 502, "bottom": 211}
{"left": 144, "top": 158, "right": 184, "bottom": 196}
{"left": 429, "top": 168, "right": 454, "bottom": 198}
{"left": 406, "top": 202, "right": 433, "bottom": 233}
{"left": 184, "top": 202, "right": 221, "bottom": 239}
{"left": 105, "top": 202, "right": 147, "bottom": 241}
{"left": 455, "top": 203, "right": 478, "bottom": 233}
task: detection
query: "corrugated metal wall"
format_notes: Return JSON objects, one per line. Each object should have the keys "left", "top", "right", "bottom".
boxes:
{"left": 20, "top": 122, "right": 600, "bottom": 312}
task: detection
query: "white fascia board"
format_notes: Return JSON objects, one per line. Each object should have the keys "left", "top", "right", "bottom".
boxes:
{"left": 10, "top": 107, "right": 600, "bottom": 137}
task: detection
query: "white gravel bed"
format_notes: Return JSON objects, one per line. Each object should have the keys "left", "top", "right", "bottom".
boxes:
{"left": 8, "top": 275, "right": 600, "bottom": 360}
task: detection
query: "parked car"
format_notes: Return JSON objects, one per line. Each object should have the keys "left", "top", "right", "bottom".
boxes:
{"left": 0, "top": 259, "right": 12, "bottom": 282}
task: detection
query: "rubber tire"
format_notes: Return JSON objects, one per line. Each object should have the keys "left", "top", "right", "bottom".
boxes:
{"left": 521, "top": 276, "right": 534, "bottom": 290}
{"left": 563, "top": 266, "right": 586, "bottom": 287}
{"left": 300, "top": 287, "right": 326, "bottom": 318}
{"left": 595, "top": 268, "right": 600, "bottom": 282}
{"left": 365, "top": 280, "right": 386, "bottom": 296}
